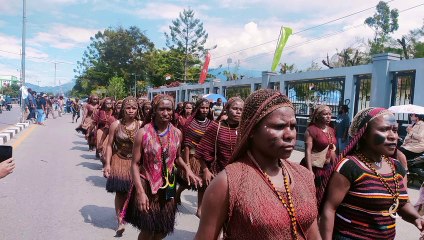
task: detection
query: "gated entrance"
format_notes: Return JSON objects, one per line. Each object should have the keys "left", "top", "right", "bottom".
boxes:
{"left": 391, "top": 71, "right": 416, "bottom": 137}
{"left": 285, "top": 77, "right": 345, "bottom": 142}
{"left": 354, "top": 75, "right": 372, "bottom": 115}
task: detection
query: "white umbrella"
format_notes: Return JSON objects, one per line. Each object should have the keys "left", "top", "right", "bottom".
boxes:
{"left": 388, "top": 104, "right": 424, "bottom": 114}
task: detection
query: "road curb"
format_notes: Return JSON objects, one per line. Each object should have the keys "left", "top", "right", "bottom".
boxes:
{"left": 0, "top": 121, "right": 32, "bottom": 145}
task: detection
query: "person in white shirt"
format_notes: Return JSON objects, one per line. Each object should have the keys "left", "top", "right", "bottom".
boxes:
{"left": 211, "top": 98, "right": 223, "bottom": 120}
{"left": 400, "top": 114, "right": 424, "bottom": 159}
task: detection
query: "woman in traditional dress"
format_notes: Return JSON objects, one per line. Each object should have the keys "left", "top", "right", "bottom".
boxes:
{"left": 122, "top": 94, "right": 201, "bottom": 240}
{"left": 76, "top": 95, "right": 99, "bottom": 151}
{"left": 71, "top": 98, "right": 81, "bottom": 123}
{"left": 93, "top": 97, "right": 116, "bottom": 160}
{"left": 176, "top": 98, "right": 213, "bottom": 216}
{"left": 195, "top": 89, "right": 320, "bottom": 240}
{"left": 175, "top": 101, "right": 193, "bottom": 130}
{"left": 320, "top": 107, "right": 424, "bottom": 240}
{"left": 196, "top": 97, "right": 244, "bottom": 186}
{"left": 103, "top": 97, "right": 140, "bottom": 236}
{"left": 140, "top": 101, "right": 152, "bottom": 122}
{"left": 300, "top": 105, "right": 337, "bottom": 211}
{"left": 113, "top": 100, "right": 123, "bottom": 119}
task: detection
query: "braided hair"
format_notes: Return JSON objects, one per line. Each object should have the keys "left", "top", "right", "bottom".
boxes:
{"left": 337, "top": 107, "right": 393, "bottom": 162}
{"left": 184, "top": 98, "right": 214, "bottom": 128}
{"left": 142, "top": 94, "right": 175, "bottom": 128}
{"left": 230, "top": 89, "right": 294, "bottom": 163}
{"left": 118, "top": 96, "right": 140, "bottom": 122}
{"left": 216, "top": 97, "right": 244, "bottom": 122}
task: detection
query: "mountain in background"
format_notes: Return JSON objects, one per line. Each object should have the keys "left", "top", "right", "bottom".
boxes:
{"left": 25, "top": 81, "right": 75, "bottom": 95}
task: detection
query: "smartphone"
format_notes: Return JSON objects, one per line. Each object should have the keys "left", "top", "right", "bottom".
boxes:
{"left": 0, "top": 145, "right": 13, "bottom": 163}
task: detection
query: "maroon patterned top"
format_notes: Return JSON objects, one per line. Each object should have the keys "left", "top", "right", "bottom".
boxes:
{"left": 224, "top": 156, "right": 318, "bottom": 239}
{"left": 195, "top": 121, "right": 238, "bottom": 174}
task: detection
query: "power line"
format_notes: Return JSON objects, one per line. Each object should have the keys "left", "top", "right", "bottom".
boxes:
{"left": 0, "top": 49, "right": 75, "bottom": 65}
{"left": 213, "top": 0, "right": 396, "bottom": 59}
{"left": 238, "top": 3, "right": 424, "bottom": 64}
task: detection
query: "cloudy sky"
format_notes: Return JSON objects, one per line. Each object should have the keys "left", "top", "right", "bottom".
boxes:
{"left": 0, "top": 0, "right": 423, "bottom": 86}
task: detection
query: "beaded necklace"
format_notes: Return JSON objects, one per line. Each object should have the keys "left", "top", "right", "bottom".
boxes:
{"left": 123, "top": 120, "right": 138, "bottom": 143}
{"left": 153, "top": 124, "right": 175, "bottom": 189}
{"left": 247, "top": 151, "right": 298, "bottom": 240}
{"left": 356, "top": 151, "right": 400, "bottom": 218}
{"left": 322, "top": 126, "right": 336, "bottom": 152}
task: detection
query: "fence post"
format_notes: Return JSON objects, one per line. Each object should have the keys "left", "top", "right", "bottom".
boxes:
{"left": 414, "top": 62, "right": 424, "bottom": 106}
{"left": 370, "top": 53, "right": 400, "bottom": 108}
{"left": 261, "top": 71, "right": 277, "bottom": 89}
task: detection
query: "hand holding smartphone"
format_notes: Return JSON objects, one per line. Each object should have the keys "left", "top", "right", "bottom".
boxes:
{"left": 0, "top": 146, "right": 14, "bottom": 179}
{"left": 0, "top": 145, "right": 13, "bottom": 162}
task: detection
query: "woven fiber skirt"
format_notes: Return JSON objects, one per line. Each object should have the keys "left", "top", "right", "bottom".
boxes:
{"left": 106, "top": 154, "right": 132, "bottom": 193}
{"left": 124, "top": 180, "right": 176, "bottom": 235}
{"left": 177, "top": 154, "right": 202, "bottom": 191}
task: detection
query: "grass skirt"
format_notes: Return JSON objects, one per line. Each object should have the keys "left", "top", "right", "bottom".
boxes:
{"left": 76, "top": 116, "right": 93, "bottom": 135}
{"left": 177, "top": 155, "right": 202, "bottom": 191}
{"left": 106, "top": 154, "right": 132, "bottom": 193}
{"left": 123, "top": 180, "right": 176, "bottom": 235}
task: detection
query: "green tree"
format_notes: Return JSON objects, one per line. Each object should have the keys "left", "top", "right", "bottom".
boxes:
{"left": 165, "top": 8, "right": 216, "bottom": 82}
{"left": 1, "top": 83, "right": 20, "bottom": 98}
{"left": 145, "top": 49, "right": 185, "bottom": 87}
{"left": 107, "top": 77, "right": 126, "bottom": 100}
{"left": 279, "top": 63, "right": 298, "bottom": 74}
{"left": 397, "top": 21, "right": 424, "bottom": 59}
{"left": 322, "top": 47, "right": 368, "bottom": 69}
{"left": 365, "top": 1, "right": 399, "bottom": 54}
{"left": 73, "top": 26, "right": 154, "bottom": 96}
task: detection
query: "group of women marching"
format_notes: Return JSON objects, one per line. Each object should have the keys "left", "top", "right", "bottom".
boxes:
{"left": 75, "top": 89, "right": 424, "bottom": 240}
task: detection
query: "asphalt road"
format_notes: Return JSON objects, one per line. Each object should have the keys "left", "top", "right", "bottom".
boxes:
{"left": 0, "top": 113, "right": 421, "bottom": 240}
{"left": 0, "top": 113, "right": 199, "bottom": 240}
{"left": 0, "top": 104, "right": 22, "bottom": 131}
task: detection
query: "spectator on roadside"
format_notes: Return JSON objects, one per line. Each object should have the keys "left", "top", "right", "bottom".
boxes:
{"left": 335, "top": 105, "right": 350, "bottom": 153}
{"left": 400, "top": 114, "right": 424, "bottom": 159}
{"left": 0, "top": 158, "right": 15, "bottom": 179}
{"left": 25, "top": 89, "right": 36, "bottom": 121}
{"left": 36, "top": 93, "right": 47, "bottom": 125}
{"left": 211, "top": 98, "right": 223, "bottom": 120}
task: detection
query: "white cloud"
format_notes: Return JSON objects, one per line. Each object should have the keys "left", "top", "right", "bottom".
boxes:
{"left": 0, "top": 34, "right": 49, "bottom": 60}
{"left": 201, "top": 0, "right": 424, "bottom": 71}
{"left": 135, "top": 3, "right": 186, "bottom": 20}
{"left": 29, "top": 24, "right": 100, "bottom": 49}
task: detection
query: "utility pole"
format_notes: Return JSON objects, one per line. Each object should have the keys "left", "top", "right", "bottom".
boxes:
{"left": 20, "top": 0, "right": 26, "bottom": 122}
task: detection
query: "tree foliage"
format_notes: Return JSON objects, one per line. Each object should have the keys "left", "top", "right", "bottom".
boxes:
{"left": 165, "top": 8, "right": 216, "bottom": 82}
{"left": 397, "top": 21, "right": 424, "bottom": 59}
{"left": 322, "top": 47, "right": 368, "bottom": 69}
{"left": 1, "top": 83, "right": 20, "bottom": 98}
{"left": 280, "top": 63, "right": 299, "bottom": 74}
{"left": 365, "top": 1, "right": 399, "bottom": 54}
{"left": 72, "top": 26, "right": 154, "bottom": 96}
{"left": 107, "top": 77, "right": 126, "bottom": 100}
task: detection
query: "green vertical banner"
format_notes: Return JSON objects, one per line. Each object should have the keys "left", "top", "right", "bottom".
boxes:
{"left": 271, "top": 26, "right": 292, "bottom": 72}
